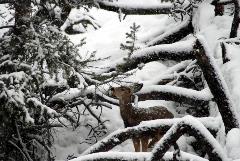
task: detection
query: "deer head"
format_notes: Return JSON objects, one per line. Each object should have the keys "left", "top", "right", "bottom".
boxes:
{"left": 110, "top": 83, "right": 143, "bottom": 100}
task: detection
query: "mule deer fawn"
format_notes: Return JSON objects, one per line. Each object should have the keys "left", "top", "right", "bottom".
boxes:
{"left": 110, "top": 83, "right": 174, "bottom": 152}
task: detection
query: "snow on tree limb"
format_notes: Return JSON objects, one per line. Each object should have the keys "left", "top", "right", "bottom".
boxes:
{"left": 150, "top": 116, "right": 227, "bottom": 161}
{"left": 96, "top": 0, "right": 172, "bottom": 15}
{"left": 194, "top": 36, "right": 240, "bottom": 133}
{"left": 108, "top": 38, "right": 195, "bottom": 73}
{"left": 80, "top": 117, "right": 221, "bottom": 156}
{"left": 136, "top": 85, "right": 212, "bottom": 106}
{"left": 70, "top": 151, "right": 208, "bottom": 161}
{"left": 147, "top": 18, "right": 193, "bottom": 46}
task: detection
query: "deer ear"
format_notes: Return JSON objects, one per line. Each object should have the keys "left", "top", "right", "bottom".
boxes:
{"left": 130, "top": 83, "right": 143, "bottom": 93}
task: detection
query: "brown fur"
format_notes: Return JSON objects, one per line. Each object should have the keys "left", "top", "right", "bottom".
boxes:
{"left": 111, "top": 86, "right": 174, "bottom": 152}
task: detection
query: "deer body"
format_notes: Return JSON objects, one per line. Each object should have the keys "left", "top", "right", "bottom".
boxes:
{"left": 111, "top": 85, "right": 174, "bottom": 152}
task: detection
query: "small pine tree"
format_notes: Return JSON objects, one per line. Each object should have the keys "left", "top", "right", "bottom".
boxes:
{"left": 120, "top": 22, "right": 140, "bottom": 61}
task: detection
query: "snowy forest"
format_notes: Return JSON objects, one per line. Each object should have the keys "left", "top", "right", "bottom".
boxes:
{"left": 1, "top": 0, "right": 240, "bottom": 160}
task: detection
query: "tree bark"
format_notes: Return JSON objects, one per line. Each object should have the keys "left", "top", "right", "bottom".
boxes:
{"left": 230, "top": 0, "right": 240, "bottom": 38}
{"left": 194, "top": 37, "right": 239, "bottom": 133}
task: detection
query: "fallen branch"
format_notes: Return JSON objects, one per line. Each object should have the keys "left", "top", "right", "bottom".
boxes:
{"left": 81, "top": 117, "right": 221, "bottom": 155}
{"left": 194, "top": 36, "right": 239, "bottom": 133}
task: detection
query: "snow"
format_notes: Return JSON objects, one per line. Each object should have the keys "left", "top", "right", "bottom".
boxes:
{"left": 147, "top": 16, "right": 191, "bottom": 46}
{"left": 226, "top": 128, "right": 240, "bottom": 160}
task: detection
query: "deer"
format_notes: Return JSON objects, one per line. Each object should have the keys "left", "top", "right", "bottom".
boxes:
{"left": 110, "top": 83, "right": 174, "bottom": 152}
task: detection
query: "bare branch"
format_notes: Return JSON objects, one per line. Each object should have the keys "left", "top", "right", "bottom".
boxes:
{"left": 0, "top": 25, "right": 14, "bottom": 30}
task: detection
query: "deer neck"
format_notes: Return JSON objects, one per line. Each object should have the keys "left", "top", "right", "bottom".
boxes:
{"left": 118, "top": 96, "right": 134, "bottom": 120}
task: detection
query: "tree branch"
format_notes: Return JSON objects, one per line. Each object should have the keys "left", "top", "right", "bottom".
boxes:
{"left": 96, "top": 0, "right": 172, "bottom": 15}
{"left": 70, "top": 151, "right": 207, "bottom": 161}
{"left": 136, "top": 85, "right": 212, "bottom": 106}
{"left": 81, "top": 117, "right": 220, "bottom": 155}
{"left": 194, "top": 36, "right": 239, "bottom": 133}
{"left": 150, "top": 116, "right": 227, "bottom": 161}
{"left": 147, "top": 18, "right": 193, "bottom": 46}
{"left": 108, "top": 38, "right": 195, "bottom": 73}
{"left": 0, "top": 25, "right": 14, "bottom": 30}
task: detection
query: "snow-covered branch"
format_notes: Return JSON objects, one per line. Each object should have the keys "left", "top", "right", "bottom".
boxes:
{"left": 109, "top": 38, "right": 195, "bottom": 73}
{"left": 194, "top": 36, "right": 239, "bottom": 133}
{"left": 81, "top": 117, "right": 221, "bottom": 155}
{"left": 70, "top": 151, "right": 208, "bottom": 161}
{"left": 136, "top": 85, "right": 212, "bottom": 106}
{"left": 147, "top": 18, "right": 193, "bottom": 46}
{"left": 96, "top": 0, "right": 172, "bottom": 15}
{"left": 150, "top": 116, "right": 227, "bottom": 161}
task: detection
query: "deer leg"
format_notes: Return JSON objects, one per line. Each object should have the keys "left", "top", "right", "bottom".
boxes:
{"left": 141, "top": 136, "right": 149, "bottom": 152}
{"left": 132, "top": 138, "right": 140, "bottom": 152}
{"left": 148, "top": 132, "right": 162, "bottom": 148}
